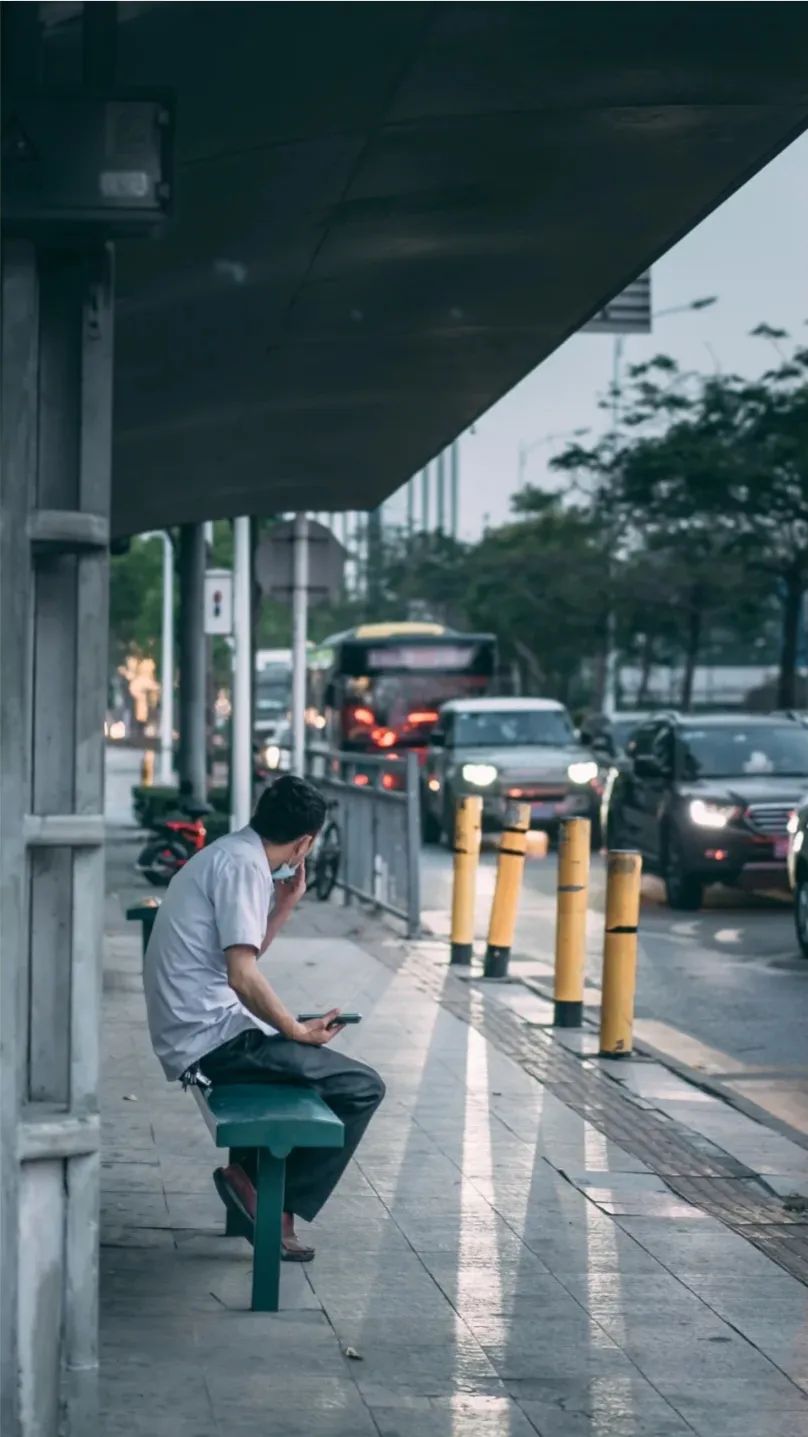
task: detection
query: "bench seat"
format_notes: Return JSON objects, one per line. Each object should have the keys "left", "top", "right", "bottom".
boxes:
{"left": 191, "top": 1082, "right": 344, "bottom": 1311}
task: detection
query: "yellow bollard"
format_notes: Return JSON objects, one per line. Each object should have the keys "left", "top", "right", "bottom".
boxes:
{"left": 140, "top": 749, "right": 155, "bottom": 787}
{"left": 553, "top": 817, "right": 591, "bottom": 1028}
{"left": 599, "top": 850, "right": 642, "bottom": 1058}
{"left": 450, "top": 795, "right": 482, "bottom": 965}
{"left": 483, "top": 802, "right": 530, "bottom": 978}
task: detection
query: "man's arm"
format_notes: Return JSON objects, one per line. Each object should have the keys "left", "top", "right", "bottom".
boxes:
{"left": 259, "top": 863, "right": 306, "bottom": 954}
{"left": 226, "top": 947, "right": 341, "bottom": 1046}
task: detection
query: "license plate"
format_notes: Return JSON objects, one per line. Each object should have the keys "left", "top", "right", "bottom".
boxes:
{"left": 531, "top": 802, "right": 557, "bottom": 819}
{"left": 773, "top": 836, "right": 789, "bottom": 860}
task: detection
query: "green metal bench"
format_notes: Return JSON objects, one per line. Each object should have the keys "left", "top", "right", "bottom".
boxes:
{"left": 190, "top": 1082, "right": 344, "bottom": 1312}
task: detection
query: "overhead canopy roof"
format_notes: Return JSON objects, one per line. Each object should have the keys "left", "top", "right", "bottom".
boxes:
{"left": 50, "top": 3, "right": 808, "bottom": 536}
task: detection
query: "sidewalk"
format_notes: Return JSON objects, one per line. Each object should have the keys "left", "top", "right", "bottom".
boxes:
{"left": 100, "top": 886, "right": 808, "bottom": 1437}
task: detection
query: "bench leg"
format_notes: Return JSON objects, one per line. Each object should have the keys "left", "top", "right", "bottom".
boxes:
{"left": 251, "top": 1148, "right": 285, "bottom": 1313}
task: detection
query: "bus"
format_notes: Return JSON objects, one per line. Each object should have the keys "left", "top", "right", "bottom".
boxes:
{"left": 310, "top": 623, "right": 497, "bottom": 758}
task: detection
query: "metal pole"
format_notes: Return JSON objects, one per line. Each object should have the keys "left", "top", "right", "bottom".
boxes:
{"left": 231, "top": 517, "right": 252, "bottom": 828}
{"left": 483, "top": 802, "right": 531, "bottom": 978}
{"left": 421, "top": 466, "right": 429, "bottom": 531}
{"left": 450, "top": 795, "right": 482, "bottom": 963}
{"left": 407, "top": 477, "right": 415, "bottom": 537}
{"left": 602, "top": 337, "right": 623, "bottom": 719}
{"left": 291, "top": 513, "right": 309, "bottom": 776}
{"left": 405, "top": 752, "right": 422, "bottom": 938}
{"left": 450, "top": 440, "right": 459, "bottom": 539}
{"left": 159, "top": 532, "right": 174, "bottom": 785}
{"left": 599, "top": 850, "right": 642, "bottom": 1057}
{"left": 178, "top": 524, "right": 207, "bottom": 803}
{"left": 366, "top": 506, "right": 383, "bottom": 608}
{"left": 437, "top": 450, "right": 446, "bottom": 533}
{"left": 553, "top": 818, "right": 591, "bottom": 1026}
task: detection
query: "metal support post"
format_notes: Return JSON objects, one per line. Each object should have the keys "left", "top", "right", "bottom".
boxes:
{"left": 450, "top": 439, "right": 460, "bottom": 539}
{"left": 437, "top": 449, "right": 446, "bottom": 532}
{"left": 421, "top": 465, "right": 430, "bottom": 530}
{"left": 178, "top": 523, "right": 207, "bottom": 803}
{"left": 405, "top": 752, "right": 422, "bottom": 938}
{"left": 231, "top": 516, "right": 252, "bottom": 828}
{"left": 2, "top": 238, "right": 114, "bottom": 1437}
{"left": 599, "top": 850, "right": 642, "bottom": 1057}
{"left": 553, "top": 818, "right": 591, "bottom": 1027}
{"left": 483, "top": 803, "right": 530, "bottom": 978}
{"left": 450, "top": 796, "right": 482, "bottom": 964}
{"left": 159, "top": 531, "right": 174, "bottom": 785}
{"left": 291, "top": 513, "right": 309, "bottom": 776}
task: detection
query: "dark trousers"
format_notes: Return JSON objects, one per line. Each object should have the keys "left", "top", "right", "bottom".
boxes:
{"left": 198, "top": 1028, "right": 385, "bottom": 1223}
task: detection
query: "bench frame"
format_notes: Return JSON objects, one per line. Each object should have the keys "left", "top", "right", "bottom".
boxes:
{"left": 190, "top": 1082, "right": 344, "bottom": 1312}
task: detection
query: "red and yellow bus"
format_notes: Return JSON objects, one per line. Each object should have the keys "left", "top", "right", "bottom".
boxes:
{"left": 310, "top": 622, "right": 497, "bottom": 760}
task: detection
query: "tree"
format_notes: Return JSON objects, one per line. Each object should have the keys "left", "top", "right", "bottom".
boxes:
{"left": 552, "top": 346, "right": 806, "bottom": 707}
{"left": 460, "top": 492, "right": 612, "bottom": 703}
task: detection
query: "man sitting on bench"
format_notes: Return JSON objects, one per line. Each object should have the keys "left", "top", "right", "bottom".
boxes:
{"left": 143, "top": 774, "right": 385, "bottom": 1261}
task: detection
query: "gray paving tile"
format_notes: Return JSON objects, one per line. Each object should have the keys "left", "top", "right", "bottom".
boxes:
{"left": 519, "top": 1383, "right": 693, "bottom": 1437}
{"left": 371, "top": 1393, "right": 539, "bottom": 1435}
{"left": 686, "top": 1412, "right": 808, "bottom": 1437}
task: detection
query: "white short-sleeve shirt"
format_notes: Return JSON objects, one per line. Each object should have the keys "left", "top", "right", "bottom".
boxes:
{"left": 143, "top": 825, "right": 275, "bottom": 1079}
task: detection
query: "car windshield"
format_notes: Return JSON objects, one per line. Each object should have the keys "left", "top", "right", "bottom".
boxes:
{"left": 681, "top": 724, "right": 808, "bottom": 779}
{"left": 454, "top": 709, "right": 574, "bottom": 748}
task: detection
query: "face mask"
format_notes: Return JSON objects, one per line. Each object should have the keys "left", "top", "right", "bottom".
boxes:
{"left": 271, "top": 862, "right": 299, "bottom": 882}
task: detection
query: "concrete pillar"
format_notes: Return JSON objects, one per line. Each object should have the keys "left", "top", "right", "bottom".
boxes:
{"left": 178, "top": 524, "right": 207, "bottom": 803}
{"left": 1, "top": 239, "right": 114, "bottom": 1437}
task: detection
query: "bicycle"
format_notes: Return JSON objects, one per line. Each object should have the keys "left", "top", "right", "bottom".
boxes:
{"left": 307, "top": 801, "right": 342, "bottom": 901}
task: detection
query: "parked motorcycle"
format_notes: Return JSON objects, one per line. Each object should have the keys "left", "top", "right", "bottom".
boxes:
{"left": 136, "top": 799, "right": 210, "bottom": 886}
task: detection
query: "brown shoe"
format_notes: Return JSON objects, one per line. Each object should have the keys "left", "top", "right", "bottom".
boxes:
{"left": 213, "top": 1163, "right": 256, "bottom": 1233}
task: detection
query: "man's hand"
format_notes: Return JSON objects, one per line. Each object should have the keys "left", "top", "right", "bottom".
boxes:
{"left": 293, "top": 1009, "right": 344, "bottom": 1045}
{"left": 273, "top": 864, "right": 307, "bottom": 919}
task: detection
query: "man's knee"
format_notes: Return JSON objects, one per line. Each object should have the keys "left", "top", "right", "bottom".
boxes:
{"left": 331, "top": 1060, "right": 385, "bottom": 1111}
{"left": 364, "top": 1065, "right": 385, "bottom": 1108}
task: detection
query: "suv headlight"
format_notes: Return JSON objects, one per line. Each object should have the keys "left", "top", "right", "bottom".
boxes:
{"left": 462, "top": 762, "right": 498, "bottom": 787}
{"left": 568, "top": 760, "right": 599, "bottom": 785}
{"left": 263, "top": 743, "right": 282, "bottom": 770}
{"left": 689, "top": 799, "right": 740, "bottom": 829}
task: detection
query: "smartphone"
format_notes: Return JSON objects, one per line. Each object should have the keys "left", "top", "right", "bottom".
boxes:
{"left": 297, "top": 1012, "right": 362, "bottom": 1028}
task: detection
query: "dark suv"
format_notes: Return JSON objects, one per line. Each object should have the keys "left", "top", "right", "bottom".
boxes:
{"left": 601, "top": 713, "right": 808, "bottom": 910}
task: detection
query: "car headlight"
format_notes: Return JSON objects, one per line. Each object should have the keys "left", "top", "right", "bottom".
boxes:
{"left": 568, "top": 761, "right": 599, "bottom": 785}
{"left": 264, "top": 743, "right": 281, "bottom": 770}
{"left": 688, "top": 799, "right": 740, "bottom": 829}
{"left": 462, "top": 762, "right": 498, "bottom": 787}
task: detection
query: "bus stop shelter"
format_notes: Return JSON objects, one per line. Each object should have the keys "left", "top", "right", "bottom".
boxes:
{"left": 2, "top": 4, "right": 808, "bottom": 1433}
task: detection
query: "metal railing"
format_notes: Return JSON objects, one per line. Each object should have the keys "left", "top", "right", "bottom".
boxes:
{"left": 305, "top": 747, "right": 421, "bottom": 937}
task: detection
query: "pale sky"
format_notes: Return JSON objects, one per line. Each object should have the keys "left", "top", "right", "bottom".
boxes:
{"left": 382, "top": 129, "right": 808, "bottom": 540}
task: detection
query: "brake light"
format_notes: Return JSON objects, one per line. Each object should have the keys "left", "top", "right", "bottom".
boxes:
{"left": 407, "top": 710, "right": 439, "bottom": 725}
{"left": 371, "top": 727, "right": 397, "bottom": 748}
{"left": 381, "top": 772, "right": 396, "bottom": 790}
{"left": 353, "top": 773, "right": 370, "bottom": 786}
{"left": 351, "top": 706, "right": 375, "bottom": 726}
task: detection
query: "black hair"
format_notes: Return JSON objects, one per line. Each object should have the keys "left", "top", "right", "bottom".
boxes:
{"left": 250, "top": 775, "right": 326, "bottom": 844}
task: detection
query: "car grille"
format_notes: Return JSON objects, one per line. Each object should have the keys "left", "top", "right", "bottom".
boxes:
{"left": 745, "top": 803, "right": 793, "bottom": 837}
